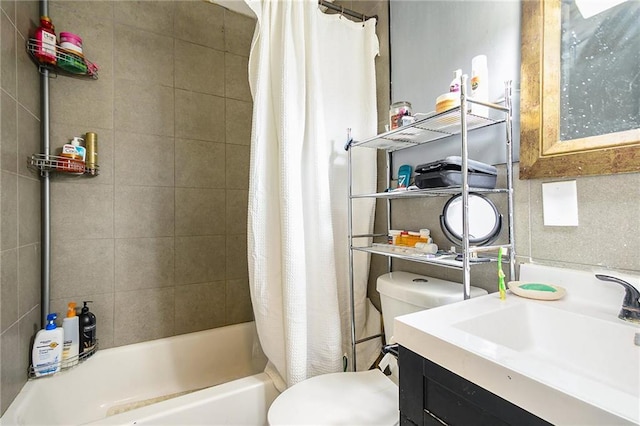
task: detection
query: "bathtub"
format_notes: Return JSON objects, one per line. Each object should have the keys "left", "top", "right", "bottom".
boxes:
{"left": 2, "top": 322, "right": 279, "bottom": 425}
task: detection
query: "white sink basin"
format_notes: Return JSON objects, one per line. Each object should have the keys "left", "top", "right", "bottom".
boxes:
{"left": 394, "top": 264, "right": 640, "bottom": 426}
{"left": 454, "top": 302, "right": 639, "bottom": 398}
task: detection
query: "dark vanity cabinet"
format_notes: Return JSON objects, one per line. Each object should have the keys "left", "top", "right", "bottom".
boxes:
{"left": 398, "top": 346, "right": 553, "bottom": 426}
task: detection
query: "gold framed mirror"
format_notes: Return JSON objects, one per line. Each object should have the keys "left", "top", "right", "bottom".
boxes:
{"left": 520, "top": 0, "right": 640, "bottom": 179}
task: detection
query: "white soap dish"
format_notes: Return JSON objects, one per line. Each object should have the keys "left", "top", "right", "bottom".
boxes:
{"left": 507, "top": 281, "right": 566, "bottom": 300}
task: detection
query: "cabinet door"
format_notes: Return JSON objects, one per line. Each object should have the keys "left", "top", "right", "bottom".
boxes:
{"left": 399, "top": 346, "right": 552, "bottom": 426}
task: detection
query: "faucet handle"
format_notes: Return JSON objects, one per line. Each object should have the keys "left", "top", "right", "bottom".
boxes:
{"left": 596, "top": 274, "right": 640, "bottom": 324}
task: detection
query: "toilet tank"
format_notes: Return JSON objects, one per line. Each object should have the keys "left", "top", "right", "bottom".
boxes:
{"left": 376, "top": 271, "right": 487, "bottom": 340}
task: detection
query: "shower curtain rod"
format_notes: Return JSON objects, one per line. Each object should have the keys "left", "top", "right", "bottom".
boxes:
{"left": 318, "top": 0, "right": 377, "bottom": 23}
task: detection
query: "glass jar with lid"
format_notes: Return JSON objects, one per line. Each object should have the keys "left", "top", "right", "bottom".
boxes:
{"left": 389, "top": 101, "right": 412, "bottom": 130}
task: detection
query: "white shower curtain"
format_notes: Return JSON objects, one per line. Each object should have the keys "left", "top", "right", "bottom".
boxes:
{"left": 246, "top": 0, "right": 379, "bottom": 391}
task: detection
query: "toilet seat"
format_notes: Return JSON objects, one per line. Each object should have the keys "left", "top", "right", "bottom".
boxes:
{"left": 268, "top": 369, "right": 399, "bottom": 425}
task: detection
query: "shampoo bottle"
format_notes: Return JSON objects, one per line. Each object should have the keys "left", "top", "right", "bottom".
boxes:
{"left": 32, "top": 313, "right": 64, "bottom": 377}
{"left": 62, "top": 302, "right": 80, "bottom": 367}
{"left": 470, "top": 55, "right": 489, "bottom": 117}
{"left": 79, "top": 301, "right": 97, "bottom": 357}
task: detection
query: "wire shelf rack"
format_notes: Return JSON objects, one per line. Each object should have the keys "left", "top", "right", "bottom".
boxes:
{"left": 28, "top": 340, "right": 98, "bottom": 379}
{"left": 26, "top": 38, "right": 99, "bottom": 79}
{"left": 29, "top": 153, "right": 99, "bottom": 177}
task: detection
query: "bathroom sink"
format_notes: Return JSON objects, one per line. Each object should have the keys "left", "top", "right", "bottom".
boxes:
{"left": 394, "top": 264, "right": 640, "bottom": 426}
{"left": 454, "top": 302, "right": 639, "bottom": 398}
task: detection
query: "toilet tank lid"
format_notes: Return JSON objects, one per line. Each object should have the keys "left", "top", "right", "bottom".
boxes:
{"left": 376, "top": 271, "right": 487, "bottom": 308}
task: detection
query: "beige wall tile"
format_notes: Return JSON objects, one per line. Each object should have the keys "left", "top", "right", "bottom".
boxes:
{"left": 1, "top": 171, "right": 17, "bottom": 250}
{"left": 114, "top": 23, "right": 174, "bottom": 86}
{"left": 226, "top": 278, "right": 253, "bottom": 325}
{"left": 1, "top": 12, "right": 16, "bottom": 97}
{"left": 50, "top": 181, "right": 114, "bottom": 240}
{"left": 224, "top": 10, "right": 255, "bottom": 56}
{"left": 1, "top": 248, "right": 18, "bottom": 332}
{"left": 14, "top": 0, "right": 37, "bottom": 41}
{"left": 1, "top": 307, "right": 39, "bottom": 413}
{"left": 513, "top": 163, "right": 531, "bottom": 258}
{"left": 115, "top": 237, "right": 175, "bottom": 291}
{"left": 1, "top": 91, "right": 17, "bottom": 173}
{"left": 226, "top": 189, "right": 248, "bottom": 235}
{"left": 175, "top": 89, "right": 226, "bottom": 143}
{"left": 175, "top": 40, "right": 225, "bottom": 97}
{"left": 174, "top": 1, "right": 224, "bottom": 50}
{"left": 17, "top": 105, "right": 39, "bottom": 178}
{"left": 115, "top": 131, "right": 174, "bottom": 187}
{"left": 175, "top": 188, "right": 226, "bottom": 236}
{"left": 115, "top": 185, "right": 175, "bottom": 238}
{"left": 114, "top": 287, "right": 175, "bottom": 346}
{"left": 225, "top": 99, "right": 252, "bottom": 146}
{"left": 17, "top": 176, "right": 40, "bottom": 245}
{"left": 51, "top": 238, "right": 114, "bottom": 299}
{"left": 85, "top": 293, "right": 115, "bottom": 349}
{"left": 175, "top": 139, "right": 225, "bottom": 188}
{"left": 530, "top": 173, "right": 640, "bottom": 270}
{"left": 226, "top": 234, "right": 247, "bottom": 280}
{"left": 114, "top": 0, "right": 173, "bottom": 35}
{"left": 18, "top": 306, "right": 39, "bottom": 371}
{"left": 49, "top": 0, "right": 114, "bottom": 21}
{"left": 175, "top": 235, "right": 226, "bottom": 285}
{"left": 175, "top": 281, "right": 226, "bottom": 335}
{"left": 225, "top": 144, "right": 250, "bottom": 189}
{"left": 115, "top": 79, "right": 174, "bottom": 137}
{"left": 16, "top": 32, "right": 39, "bottom": 118}
{"left": 1, "top": 0, "right": 16, "bottom": 24}
{"left": 18, "top": 243, "right": 40, "bottom": 317}
{"left": 50, "top": 76, "right": 114, "bottom": 130}
{"left": 225, "top": 53, "right": 251, "bottom": 102}
{"left": 1, "top": 323, "right": 22, "bottom": 414}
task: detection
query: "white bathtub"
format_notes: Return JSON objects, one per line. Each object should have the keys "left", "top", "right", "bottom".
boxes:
{"left": 2, "top": 322, "right": 279, "bottom": 426}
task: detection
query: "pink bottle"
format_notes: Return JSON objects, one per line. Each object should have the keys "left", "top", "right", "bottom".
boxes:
{"left": 34, "top": 16, "right": 57, "bottom": 65}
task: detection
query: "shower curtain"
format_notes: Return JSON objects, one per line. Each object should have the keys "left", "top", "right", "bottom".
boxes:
{"left": 245, "top": 0, "right": 380, "bottom": 390}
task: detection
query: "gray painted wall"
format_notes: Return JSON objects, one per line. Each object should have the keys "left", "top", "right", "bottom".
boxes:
{"left": 389, "top": 0, "right": 521, "bottom": 168}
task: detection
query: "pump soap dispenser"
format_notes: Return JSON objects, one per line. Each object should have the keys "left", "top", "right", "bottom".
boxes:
{"left": 32, "top": 313, "right": 64, "bottom": 377}
{"left": 79, "top": 301, "right": 97, "bottom": 357}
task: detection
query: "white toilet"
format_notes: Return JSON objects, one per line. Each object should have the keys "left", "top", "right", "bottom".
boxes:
{"left": 267, "top": 271, "right": 488, "bottom": 425}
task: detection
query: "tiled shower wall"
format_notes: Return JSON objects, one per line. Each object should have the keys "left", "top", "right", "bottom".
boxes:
{"left": 1, "top": 0, "right": 43, "bottom": 415}
{"left": 1, "top": 0, "right": 256, "bottom": 413}
{"left": 46, "top": 0, "right": 256, "bottom": 346}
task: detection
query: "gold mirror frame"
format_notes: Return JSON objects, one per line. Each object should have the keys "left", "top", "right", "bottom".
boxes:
{"left": 519, "top": 0, "right": 640, "bottom": 179}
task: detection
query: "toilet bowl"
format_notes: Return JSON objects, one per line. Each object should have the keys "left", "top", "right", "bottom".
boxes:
{"left": 267, "top": 271, "right": 488, "bottom": 425}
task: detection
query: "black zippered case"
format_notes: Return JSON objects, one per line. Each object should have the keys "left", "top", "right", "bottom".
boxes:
{"left": 414, "top": 156, "right": 497, "bottom": 189}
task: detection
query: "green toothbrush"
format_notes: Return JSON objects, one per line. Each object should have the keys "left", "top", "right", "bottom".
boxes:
{"left": 498, "top": 247, "right": 506, "bottom": 300}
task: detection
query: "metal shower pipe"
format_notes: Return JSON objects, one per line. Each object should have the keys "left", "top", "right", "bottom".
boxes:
{"left": 40, "top": 0, "right": 51, "bottom": 327}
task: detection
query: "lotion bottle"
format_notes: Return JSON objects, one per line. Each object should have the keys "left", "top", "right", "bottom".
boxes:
{"left": 32, "top": 313, "right": 64, "bottom": 377}
{"left": 62, "top": 302, "right": 80, "bottom": 367}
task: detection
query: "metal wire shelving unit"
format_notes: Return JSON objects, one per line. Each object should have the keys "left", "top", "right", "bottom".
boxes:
{"left": 345, "top": 78, "right": 516, "bottom": 371}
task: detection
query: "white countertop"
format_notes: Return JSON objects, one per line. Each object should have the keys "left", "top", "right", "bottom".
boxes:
{"left": 394, "top": 264, "right": 640, "bottom": 425}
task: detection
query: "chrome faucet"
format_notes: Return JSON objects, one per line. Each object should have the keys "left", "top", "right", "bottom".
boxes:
{"left": 596, "top": 274, "right": 640, "bottom": 324}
